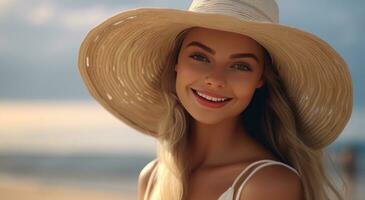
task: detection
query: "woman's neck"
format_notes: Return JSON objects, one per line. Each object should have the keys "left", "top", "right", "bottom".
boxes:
{"left": 188, "top": 116, "right": 255, "bottom": 171}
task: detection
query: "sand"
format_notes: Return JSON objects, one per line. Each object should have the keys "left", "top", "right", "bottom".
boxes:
{"left": 0, "top": 175, "right": 135, "bottom": 200}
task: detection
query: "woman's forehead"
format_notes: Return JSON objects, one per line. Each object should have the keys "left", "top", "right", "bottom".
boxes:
{"left": 181, "top": 27, "right": 264, "bottom": 55}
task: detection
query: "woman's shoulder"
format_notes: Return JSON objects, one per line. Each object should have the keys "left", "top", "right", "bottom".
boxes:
{"left": 137, "top": 158, "right": 158, "bottom": 200}
{"left": 236, "top": 160, "right": 303, "bottom": 200}
{"left": 141, "top": 158, "right": 159, "bottom": 174}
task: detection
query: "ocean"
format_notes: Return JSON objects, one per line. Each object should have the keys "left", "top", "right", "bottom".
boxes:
{"left": 0, "top": 153, "right": 156, "bottom": 196}
{"left": 0, "top": 147, "right": 364, "bottom": 199}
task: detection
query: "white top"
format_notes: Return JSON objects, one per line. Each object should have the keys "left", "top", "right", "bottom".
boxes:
{"left": 143, "top": 159, "right": 300, "bottom": 200}
{"left": 217, "top": 159, "right": 300, "bottom": 200}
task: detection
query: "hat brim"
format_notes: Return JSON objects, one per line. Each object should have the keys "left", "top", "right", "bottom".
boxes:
{"left": 78, "top": 8, "right": 352, "bottom": 149}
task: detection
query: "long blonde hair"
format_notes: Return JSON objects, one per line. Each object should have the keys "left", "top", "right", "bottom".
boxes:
{"left": 152, "top": 27, "right": 345, "bottom": 200}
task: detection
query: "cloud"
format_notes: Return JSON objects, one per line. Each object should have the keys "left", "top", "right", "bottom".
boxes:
{"left": 0, "top": 0, "right": 17, "bottom": 17}
{"left": 15, "top": 1, "right": 129, "bottom": 31}
{"left": 277, "top": 0, "right": 364, "bottom": 47}
{"left": 26, "top": 2, "right": 55, "bottom": 26}
{"left": 0, "top": 2, "right": 126, "bottom": 60}
{"left": 58, "top": 5, "right": 118, "bottom": 30}
{"left": 21, "top": 2, "right": 131, "bottom": 30}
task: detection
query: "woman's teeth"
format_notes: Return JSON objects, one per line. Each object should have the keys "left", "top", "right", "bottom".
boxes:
{"left": 196, "top": 91, "right": 228, "bottom": 102}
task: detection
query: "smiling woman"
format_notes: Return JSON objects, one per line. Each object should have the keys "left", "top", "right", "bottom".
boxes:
{"left": 152, "top": 26, "right": 304, "bottom": 200}
{"left": 77, "top": 0, "right": 353, "bottom": 200}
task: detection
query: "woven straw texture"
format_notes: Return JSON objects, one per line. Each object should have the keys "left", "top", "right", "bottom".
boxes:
{"left": 78, "top": 0, "right": 352, "bottom": 149}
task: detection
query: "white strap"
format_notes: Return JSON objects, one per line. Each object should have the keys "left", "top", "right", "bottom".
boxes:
{"left": 231, "top": 159, "right": 277, "bottom": 187}
{"left": 234, "top": 160, "right": 300, "bottom": 200}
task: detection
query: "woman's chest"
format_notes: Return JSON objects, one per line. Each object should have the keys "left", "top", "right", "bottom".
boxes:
{"left": 185, "top": 166, "right": 243, "bottom": 200}
{"left": 147, "top": 167, "right": 236, "bottom": 200}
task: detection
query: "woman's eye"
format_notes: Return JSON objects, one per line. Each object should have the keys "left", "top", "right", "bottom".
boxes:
{"left": 189, "top": 53, "right": 251, "bottom": 71}
{"left": 232, "top": 63, "right": 252, "bottom": 71}
{"left": 189, "top": 53, "right": 209, "bottom": 62}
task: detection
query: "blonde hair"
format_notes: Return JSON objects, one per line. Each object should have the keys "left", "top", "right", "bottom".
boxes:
{"left": 152, "top": 27, "right": 345, "bottom": 200}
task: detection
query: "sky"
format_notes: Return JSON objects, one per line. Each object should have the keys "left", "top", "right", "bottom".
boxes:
{"left": 0, "top": 0, "right": 363, "bottom": 153}
{"left": 0, "top": 101, "right": 158, "bottom": 155}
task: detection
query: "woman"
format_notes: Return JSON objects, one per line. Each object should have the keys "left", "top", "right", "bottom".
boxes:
{"left": 77, "top": 0, "right": 353, "bottom": 200}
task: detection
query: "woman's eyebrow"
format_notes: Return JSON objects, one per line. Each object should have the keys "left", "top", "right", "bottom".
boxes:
{"left": 186, "top": 41, "right": 259, "bottom": 63}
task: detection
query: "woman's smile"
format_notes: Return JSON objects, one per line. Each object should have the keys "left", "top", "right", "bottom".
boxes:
{"left": 191, "top": 88, "right": 233, "bottom": 109}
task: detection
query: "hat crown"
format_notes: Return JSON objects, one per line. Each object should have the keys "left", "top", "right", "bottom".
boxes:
{"left": 188, "top": 0, "right": 279, "bottom": 23}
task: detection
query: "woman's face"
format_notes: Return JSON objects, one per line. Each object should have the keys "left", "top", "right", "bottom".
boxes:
{"left": 175, "top": 27, "right": 265, "bottom": 124}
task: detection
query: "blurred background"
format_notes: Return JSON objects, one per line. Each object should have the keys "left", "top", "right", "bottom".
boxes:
{"left": 0, "top": 0, "right": 364, "bottom": 199}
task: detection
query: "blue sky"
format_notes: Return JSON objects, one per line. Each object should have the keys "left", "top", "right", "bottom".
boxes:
{"left": 0, "top": 0, "right": 364, "bottom": 109}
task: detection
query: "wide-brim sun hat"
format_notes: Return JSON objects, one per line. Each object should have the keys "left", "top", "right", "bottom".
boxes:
{"left": 78, "top": 0, "right": 353, "bottom": 150}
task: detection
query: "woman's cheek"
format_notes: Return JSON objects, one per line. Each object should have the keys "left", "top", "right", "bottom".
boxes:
{"left": 227, "top": 75, "right": 250, "bottom": 89}
{"left": 228, "top": 77, "right": 258, "bottom": 97}
{"left": 178, "top": 63, "right": 208, "bottom": 79}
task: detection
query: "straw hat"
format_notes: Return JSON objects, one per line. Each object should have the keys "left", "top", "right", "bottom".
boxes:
{"left": 78, "top": 0, "right": 353, "bottom": 149}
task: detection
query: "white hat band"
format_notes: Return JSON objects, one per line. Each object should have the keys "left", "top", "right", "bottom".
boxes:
{"left": 188, "top": 0, "right": 279, "bottom": 23}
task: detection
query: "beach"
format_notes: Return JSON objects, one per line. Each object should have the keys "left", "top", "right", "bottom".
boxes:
{"left": 0, "top": 175, "right": 135, "bottom": 200}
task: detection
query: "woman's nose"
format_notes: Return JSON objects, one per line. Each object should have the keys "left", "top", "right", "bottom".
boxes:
{"left": 204, "top": 69, "right": 226, "bottom": 88}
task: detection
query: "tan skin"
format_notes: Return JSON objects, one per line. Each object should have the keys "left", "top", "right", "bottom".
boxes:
{"left": 138, "top": 27, "right": 304, "bottom": 200}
